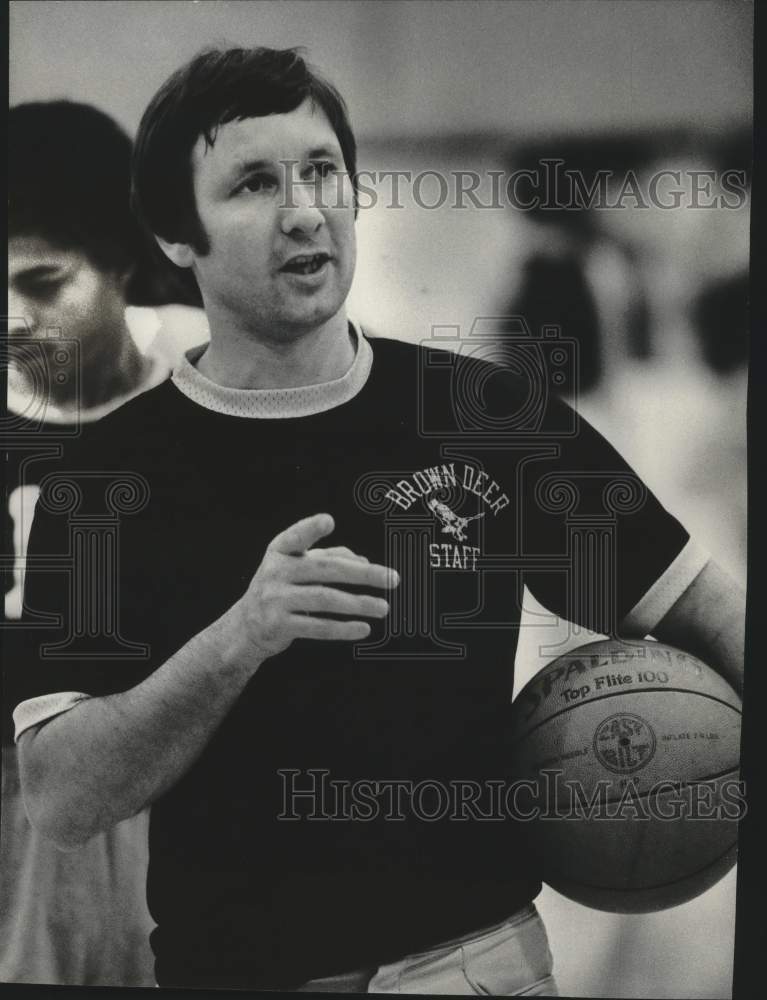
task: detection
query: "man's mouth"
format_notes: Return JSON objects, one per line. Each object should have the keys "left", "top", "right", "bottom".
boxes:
{"left": 280, "top": 252, "right": 331, "bottom": 275}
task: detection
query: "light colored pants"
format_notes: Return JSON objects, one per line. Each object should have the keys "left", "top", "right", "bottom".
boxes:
{"left": 298, "top": 904, "right": 558, "bottom": 995}
{"left": 0, "top": 745, "right": 155, "bottom": 986}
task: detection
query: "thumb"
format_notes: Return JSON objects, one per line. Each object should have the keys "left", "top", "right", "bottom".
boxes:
{"left": 268, "top": 513, "right": 335, "bottom": 555}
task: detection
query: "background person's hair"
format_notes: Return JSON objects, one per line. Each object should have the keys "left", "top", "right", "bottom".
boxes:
{"left": 131, "top": 46, "right": 358, "bottom": 255}
{"left": 9, "top": 99, "right": 202, "bottom": 306}
{"left": 10, "top": 100, "right": 141, "bottom": 277}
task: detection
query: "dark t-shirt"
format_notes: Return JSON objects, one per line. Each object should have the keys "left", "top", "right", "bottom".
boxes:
{"left": 2, "top": 417, "right": 82, "bottom": 745}
{"left": 7, "top": 337, "right": 688, "bottom": 988}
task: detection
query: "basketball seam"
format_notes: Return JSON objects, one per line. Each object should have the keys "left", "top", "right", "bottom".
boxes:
{"left": 548, "top": 766, "right": 741, "bottom": 808}
{"left": 548, "top": 841, "right": 737, "bottom": 894}
{"left": 511, "top": 687, "right": 742, "bottom": 746}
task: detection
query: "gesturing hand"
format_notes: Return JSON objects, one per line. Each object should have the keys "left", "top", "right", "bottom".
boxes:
{"left": 232, "top": 513, "right": 399, "bottom": 661}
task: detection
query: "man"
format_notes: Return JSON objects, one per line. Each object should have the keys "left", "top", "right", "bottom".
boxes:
{"left": 9, "top": 48, "right": 744, "bottom": 993}
{"left": 3, "top": 100, "right": 208, "bottom": 986}
{"left": 6, "top": 101, "right": 209, "bottom": 618}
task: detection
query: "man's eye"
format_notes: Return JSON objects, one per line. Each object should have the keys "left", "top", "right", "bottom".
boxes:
{"left": 238, "top": 173, "right": 277, "bottom": 194}
{"left": 17, "top": 275, "right": 64, "bottom": 298}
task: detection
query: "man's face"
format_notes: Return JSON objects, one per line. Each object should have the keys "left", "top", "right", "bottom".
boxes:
{"left": 186, "top": 99, "right": 356, "bottom": 340}
{"left": 8, "top": 233, "right": 128, "bottom": 369}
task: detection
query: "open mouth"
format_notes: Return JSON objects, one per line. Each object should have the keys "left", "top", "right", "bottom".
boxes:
{"left": 281, "top": 252, "right": 331, "bottom": 276}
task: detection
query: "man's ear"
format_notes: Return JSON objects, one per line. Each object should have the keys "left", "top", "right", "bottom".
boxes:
{"left": 155, "top": 236, "right": 196, "bottom": 269}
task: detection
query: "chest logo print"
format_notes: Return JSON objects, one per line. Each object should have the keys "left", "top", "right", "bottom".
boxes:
{"left": 427, "top": 499, "right": 485, "bottom": 542}
{"left": 380, "top": 462, "right": 510, "bottom": 573}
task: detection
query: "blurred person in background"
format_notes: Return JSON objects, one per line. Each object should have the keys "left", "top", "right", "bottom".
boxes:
{"left": 2, "top": 99, "right": 208, "bottom": 985}
{"left": 502, "top": 135, "right": 661, "bottom": 403}
{"left": 592, "top": 134, "right": 749, "bottom": 585}
{"left": 6, "top": 100, "right": 209, "bottom": 618}
{"left": 693, "top": 271, "right": 748, "bottom": 376}
{"left": 503, "top": 129, "right": 749, "bottom": 583}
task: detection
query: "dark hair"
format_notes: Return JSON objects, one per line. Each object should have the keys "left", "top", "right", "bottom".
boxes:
{"left": 132, "top": 47, "right": 358, "bottom": 253}
{"left": 9, "top": 100, "right": 141, "bottom": 276}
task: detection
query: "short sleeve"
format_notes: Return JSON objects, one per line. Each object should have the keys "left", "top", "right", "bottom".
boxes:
{"left": 619, "top": 538, "right": 711, "bottom": 635}
{"left": 13, "top": 691, "right": 93, "bottom": 742}
{"left": 519, "top": 391, "right": 691, "bottom": 635}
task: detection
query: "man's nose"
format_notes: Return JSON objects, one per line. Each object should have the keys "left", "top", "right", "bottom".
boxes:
{"left": 280, "top": 180, "right": 325, "bottom": 237}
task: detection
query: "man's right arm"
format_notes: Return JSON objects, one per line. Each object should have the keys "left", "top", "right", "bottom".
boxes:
{"left": 18, "top": 514, "right": 398, "bottom": 849}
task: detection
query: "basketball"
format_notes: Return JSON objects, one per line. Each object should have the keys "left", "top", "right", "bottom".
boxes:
{"left": 508, "top": 639, "right": 742, "bottom": 912}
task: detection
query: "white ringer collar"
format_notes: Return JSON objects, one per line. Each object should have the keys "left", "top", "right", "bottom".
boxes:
{"left": 171, "top": 322, "right": 373, "bottom": 419}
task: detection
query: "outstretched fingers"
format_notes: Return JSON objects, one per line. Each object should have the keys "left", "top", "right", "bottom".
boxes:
{"left": 248, "top": 515, "right": 400, "bottom": 657}
{"left": 289, "top": 615, "right": 372, "bottom": 642}
{"left": 291, "top": 585, "right": 389, "bottom": 619}
{"left": 305, "top": 546, "right": 368, "bottom": 564}
{"left": 294, "top": 552, "right": 398, "bottom": 590}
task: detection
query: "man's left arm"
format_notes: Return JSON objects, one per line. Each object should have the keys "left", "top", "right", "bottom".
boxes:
{"left": 519, "top": 385, "right": 745, "bottom": 696}
{"left": 632, "top": 560, "right": 746, "bottom": 696}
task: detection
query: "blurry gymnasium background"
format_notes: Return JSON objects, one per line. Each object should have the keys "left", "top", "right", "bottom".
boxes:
{"left": 8, "top": 1, "right": 751, "bottom": 997}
